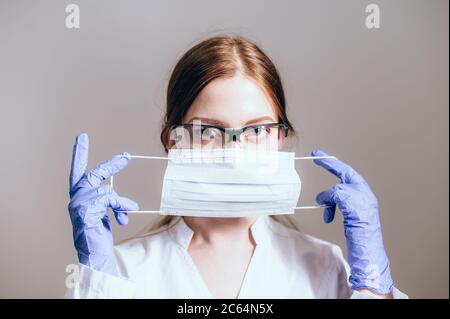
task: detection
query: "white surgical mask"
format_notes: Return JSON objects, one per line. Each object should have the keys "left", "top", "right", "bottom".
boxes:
{"left": 112, "top": 148, "right": 336, "bottom": 217}
{"left": 160, "top": 148, "right": 300, "bottom": 217}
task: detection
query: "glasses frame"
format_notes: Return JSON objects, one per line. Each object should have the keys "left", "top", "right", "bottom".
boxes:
{"left": 170, "top": 122, "right": 289, "bottom": 144}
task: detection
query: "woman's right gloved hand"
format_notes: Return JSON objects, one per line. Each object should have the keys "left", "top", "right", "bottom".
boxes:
{"left": 68, "top": 133, "right": 139, "bottom": 276}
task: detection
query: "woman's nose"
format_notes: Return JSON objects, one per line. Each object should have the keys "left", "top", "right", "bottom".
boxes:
{"left": 223, "top": 139, "right": 243, "bottom": 149}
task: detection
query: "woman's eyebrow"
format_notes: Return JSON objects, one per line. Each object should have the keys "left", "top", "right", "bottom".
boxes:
{"left": 184, "top": 116, "right": 228, "bottom": 126}
{"left": 184, "top": 115, "right": 276, "bottom": 127}
{"left": 244, "top": 116, "right": 277, "bottom": 125}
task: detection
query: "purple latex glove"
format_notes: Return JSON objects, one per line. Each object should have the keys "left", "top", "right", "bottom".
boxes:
{"left": 312, "top": 149, "right": 393, "bottom": 295}
{"left": 68, "top": 133, "right": 139, "bottom": 276}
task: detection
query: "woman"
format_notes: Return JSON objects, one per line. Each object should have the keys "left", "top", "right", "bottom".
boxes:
{"left": 65, "top": 34, "right": 407, "bottom": 298}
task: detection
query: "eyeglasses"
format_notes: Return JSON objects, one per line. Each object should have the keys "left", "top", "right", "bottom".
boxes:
{"left": 169, "top": 122, "right": 289, "bottom": 148}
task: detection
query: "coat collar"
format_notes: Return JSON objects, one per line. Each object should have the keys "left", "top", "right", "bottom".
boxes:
{"left": 168, "top": 215, "right": 272, "bottom": 249}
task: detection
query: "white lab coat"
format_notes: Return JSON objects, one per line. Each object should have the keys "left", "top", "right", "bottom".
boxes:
{"left": 65, "top": 215, "right": 407, "bottom": 299}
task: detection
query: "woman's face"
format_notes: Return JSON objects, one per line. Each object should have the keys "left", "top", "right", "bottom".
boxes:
{"left": 178, "top": 74, "right": 283, "bottom": 150}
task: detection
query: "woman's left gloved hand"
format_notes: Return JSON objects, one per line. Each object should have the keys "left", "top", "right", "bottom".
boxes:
{"left": 312, "top": 149, "right": 393, "bottom": 295}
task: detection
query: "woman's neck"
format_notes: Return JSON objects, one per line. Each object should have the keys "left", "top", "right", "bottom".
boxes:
{"left": 183, "top": 216, "right": 258, "bottom": 247}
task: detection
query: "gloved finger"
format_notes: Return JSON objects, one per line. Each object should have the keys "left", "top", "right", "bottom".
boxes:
{"left": 111, "top": 195, "right": 139, "bottom": 226}
{"left": 323, "top": 206, "right": 336, "bottom": 224}
{"left": 98, "top": 193, "right": 139, "bottom": 226}
{"left": 84, "top": 152, "right": 131, "bottom": 188}
{"left": 114, "top": 211, "right": 129, "bottom": 226}
{"left": 70, "top": 133, "right": 89, "bottom": 190}
{"left": 316, "top": 185, "right": 340, "bottom": 205}
{"left": 315, "top": 185, "right": 341, "bottom": 223}
{"left": 311, "top": 149, "right": 365, "bottom": 184}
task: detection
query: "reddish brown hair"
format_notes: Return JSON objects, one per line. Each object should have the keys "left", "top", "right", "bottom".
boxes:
{"left": 161, "top": 34, "right": 294, "bottom": 152}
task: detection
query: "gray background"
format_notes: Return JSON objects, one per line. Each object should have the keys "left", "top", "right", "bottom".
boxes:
{"left": 0, "top": 0, "right": 448, "bottom": 298}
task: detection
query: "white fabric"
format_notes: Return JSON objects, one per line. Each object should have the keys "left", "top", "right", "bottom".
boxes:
{"left": 160, "top": 149, "right": 301, "bottom": 217}
{"left": 65, "top": 215, "right": 408, "bottom": 299}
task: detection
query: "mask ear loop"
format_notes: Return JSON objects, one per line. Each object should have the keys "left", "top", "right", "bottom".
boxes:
{"left": 293, "top": 155, "right": 338, "bottom": 210}
{"left": 113, "top": 154, "right": 338, "bottom": 214}
{"left": 110, "top": 155, "right": 169, "bottom": 214}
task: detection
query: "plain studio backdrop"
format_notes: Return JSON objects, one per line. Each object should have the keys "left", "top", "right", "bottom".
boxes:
{"left": 0, "top": 0, "right": 448, "bottom": 298}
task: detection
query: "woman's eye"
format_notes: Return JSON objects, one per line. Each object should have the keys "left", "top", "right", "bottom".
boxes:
{"left": 202, "top": 128, "right": 216, "bottom": 138}
{"left": 200, "top": 127, "right": 223, "bottom": 143}
{"left": 258, "top": 126, "right": 270, "bottom": 135}
{"left": 245, "top": 126, "right": 270, "bottom": 139}
{"left": 255, "top": 127, "right": 268, "bottom": 135}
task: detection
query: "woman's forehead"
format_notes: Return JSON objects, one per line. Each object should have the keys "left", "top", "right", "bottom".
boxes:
{"left": 184, "top": 75, "right": 277, "bottom": 126}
